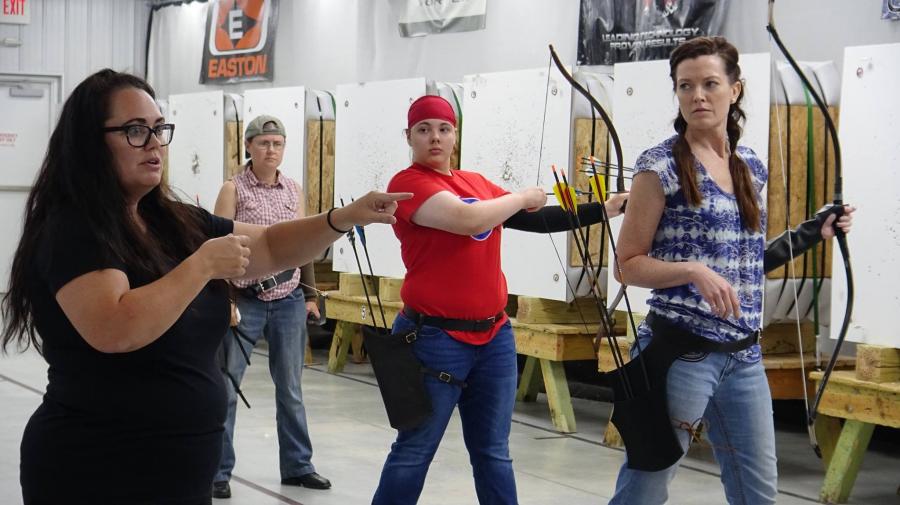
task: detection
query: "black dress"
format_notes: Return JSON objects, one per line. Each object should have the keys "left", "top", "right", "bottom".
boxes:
{"left": 20, "top": 206, "right": 233, "bottom": 505}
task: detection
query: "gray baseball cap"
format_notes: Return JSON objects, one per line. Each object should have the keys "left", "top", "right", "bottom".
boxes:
{"left": 244, "top": 115, "right": 286, "bottom": 140}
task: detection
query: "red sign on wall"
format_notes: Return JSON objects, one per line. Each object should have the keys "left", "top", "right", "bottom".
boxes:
{"left": 0, "top": 0, "right": 30, "bottom": 24}
{"left": 200, "top": 0, "right": 278, "bottom": 84}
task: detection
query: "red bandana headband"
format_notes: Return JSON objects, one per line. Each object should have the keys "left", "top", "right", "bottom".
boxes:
{"left": 407, "top": 95, "right": 457, "bottom": 129}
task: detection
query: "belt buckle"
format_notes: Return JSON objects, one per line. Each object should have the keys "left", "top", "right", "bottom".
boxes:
{"left": 438, "top": 372, "right": 452, "bottom": 383}
{"left": 257, "top": 275, "right": 277, "bottom": 292}
{"left": 486, "top": 315, "right": 496, "bottom": 324}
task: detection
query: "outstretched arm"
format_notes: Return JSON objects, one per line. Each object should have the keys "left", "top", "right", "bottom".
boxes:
{"left": 412, "top": 187, "right": 546, "bottom": 236}
{"left": 232, "top": 191, "right": 412, "bottom": 280}
{"left": 504, "top": 192, "right": 629, "bottom": 233}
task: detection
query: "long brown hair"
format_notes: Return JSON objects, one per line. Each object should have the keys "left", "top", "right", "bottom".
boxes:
{"left": 669, "top": 36, "right": 761, "bottom": 231}
{"left": 1, "top": 69, "right": 212, "bottom": 354}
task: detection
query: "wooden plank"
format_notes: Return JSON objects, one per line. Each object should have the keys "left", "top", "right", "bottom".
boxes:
{"left": 760, "top": 322, "right": 816, "bottom": 354}
{"left": 224, "top": 120, "right": 243, "bottom": 179}
{"left": 351, "top": 330, "right": 366, "bottom": 364}
{"left": 305, "top": 119, "right": 335, "bottom": 216}
{"left": 810, "top": 370, "right": 900, "bottom": 428}
{"left": 516, "top": 356, "right": 542, "bottom": 402}
{"left": 513, "top": 318, "right": 600, "bottom": 334}
{"left": 612, "top": 309, "right": 639, "bottom": 337}
{"left": 313, "top": 259, "right": 339, "bottom": 287}
{"left": 762, "top": 353, "right": 854, "bottom": 370}
{"left": 597, "top": 337, "right": 633, "bottom": 372}
{"left": 378, "top": 277, "right": 404, "bottom": 303}
{"left": 766, "top": 104, "right": 837, "bottom": 279}
{"left": 766, "top": 368, "right": 812, "bottom": 400}
{"left": 764, "top": 354, "right": 854, "bottom": 400}
{"left": 539, "top": 359, "right": 576, "bottom": 433}
{"left": 327, "top": 320, "right": 358, "bottom": 373}
{"left": 450, "top": 126, "right": 461, "bottom": 171}
{"left": 820, "top": 420, "right": 875, "bottom": 504}
{"left": 338, "top": 273, "right": 377, "bottom": 298}
{"left": 161, "top": 150, "right": 170, "bottom": 187}
{"left": 513, "top": 325, "right": 595, "bottom": 361}
{"left": 571, "top": 118, "right": 611, "bottom": 268}
{"left": 815, "top": 414, "right": 844, "bottom": 470}
{"left": 324, "top": 291, "right": 398, "bottom": 329}
{"left": 811, "top": 370, "right": 900, "bottom": 396}
{"left": 626, "top": 313, "right": 646, "bottom": 340}
{"left": 516, "top": 296, "right": 604, "bottom": 324}
{"left": 855, "top": 345, "right": 900, "bottom": 383}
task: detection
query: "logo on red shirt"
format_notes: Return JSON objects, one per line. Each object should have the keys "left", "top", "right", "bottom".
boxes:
{"left": 460, "top": 197, "right": 492, "bottom": 241}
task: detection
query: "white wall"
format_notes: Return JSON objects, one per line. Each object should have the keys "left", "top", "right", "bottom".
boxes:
{"left": 723, "top": 0, "right": 900, "bottom": 73}
{"left": 2, "top": 1, "right": 897, "bottom": 101}
{"left": 0, "top": 0, "right": 150, "bottom": 97}
{"left": 148, "top": 0, "right": 582, "bottom": 97}
{"left": 148, "top": 0, "right": 899, "bottom": 98}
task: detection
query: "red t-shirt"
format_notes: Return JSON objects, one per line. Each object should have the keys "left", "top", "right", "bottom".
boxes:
{"left": 387, "top": 163, "right": 510, "bottom": 345}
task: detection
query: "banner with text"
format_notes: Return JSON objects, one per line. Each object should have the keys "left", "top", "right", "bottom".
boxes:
{"left": 577, "top": 0, "right": 728, "bottom": 65}
{"left": 201, "top": 0, "right": 278, "bottom": 84}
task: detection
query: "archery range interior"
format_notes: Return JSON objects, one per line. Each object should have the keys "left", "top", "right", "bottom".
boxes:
{"left": 0, "top": 1, "right": 898, "bottom": 504}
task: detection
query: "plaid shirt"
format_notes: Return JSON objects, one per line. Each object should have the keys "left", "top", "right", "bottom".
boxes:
{"left": 231, "top": 165, "right": 302, "bottom": 301}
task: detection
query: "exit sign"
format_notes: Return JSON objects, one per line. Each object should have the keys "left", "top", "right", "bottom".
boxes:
{"left": 1, "top": 0, "right": 30, "bottom": 25}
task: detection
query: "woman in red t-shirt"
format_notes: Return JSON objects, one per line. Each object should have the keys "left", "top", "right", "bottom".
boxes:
{"left": 372, "top": 96, "right": 627, "bottom": 504}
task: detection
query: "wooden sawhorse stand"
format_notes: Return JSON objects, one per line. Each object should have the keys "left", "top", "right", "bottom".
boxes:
{"left": 811, "top": 369, "right": 899, "bottom": 503}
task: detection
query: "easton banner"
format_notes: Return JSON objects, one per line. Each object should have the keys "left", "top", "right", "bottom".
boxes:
{"left": 577, "top": 0, "right": 728, "bottom": 65}
{"left": 201, "top": 0, "right": 279, "bottom": 84}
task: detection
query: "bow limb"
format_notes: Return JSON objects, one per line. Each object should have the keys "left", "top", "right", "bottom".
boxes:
{"left": 545, "top": 45, "right": 649, "bottom": 387}
{"left": 548, "top": 45, "right": 626, "bottom": 195}
{"left": 767, "top": 0, "right": 854, "bottom": 457}
{"left": 547, "top": 45, "right": 635, "bottom": 320}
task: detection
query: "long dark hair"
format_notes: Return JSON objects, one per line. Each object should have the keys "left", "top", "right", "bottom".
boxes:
{"left": 669, "top": 36, "right": 761, "bottom": 231}
{"left": 1, "top": 69, "right": 209, "bottom": 354}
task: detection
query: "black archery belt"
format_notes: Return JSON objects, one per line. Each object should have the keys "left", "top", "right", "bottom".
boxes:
{"left": 363, "top": 317, "right": 467, "bottom": 432}
{"left": 607, "top": 312, "right": 759, "bottom": 472}
{"left": 401, "top": 307, "right": 504, "bottom": 332}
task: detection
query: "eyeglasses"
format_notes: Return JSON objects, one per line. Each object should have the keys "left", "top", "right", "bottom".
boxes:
{"left": 252, "top": 140, "right": 285, "bottom": 151}
{"left": 103, "top": 123, "right": 175, "bottom": 148}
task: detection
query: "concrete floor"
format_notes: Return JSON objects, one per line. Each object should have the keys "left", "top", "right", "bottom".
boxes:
{"left": 1, "top": 343, "right": 897, "bottom": 505}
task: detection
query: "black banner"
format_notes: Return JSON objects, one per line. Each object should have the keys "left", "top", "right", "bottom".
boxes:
{"left": 577, "top": 0, "right": 728, "bottom": 65}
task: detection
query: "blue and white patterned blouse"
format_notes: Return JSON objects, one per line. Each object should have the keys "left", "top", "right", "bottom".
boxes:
{"left": 634, "top": 135, "right": 767, "bottom": 363}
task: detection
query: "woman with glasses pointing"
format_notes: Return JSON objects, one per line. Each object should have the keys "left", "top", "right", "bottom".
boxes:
{"left": 0, "top": 69, "right": 410, "bottom": 505}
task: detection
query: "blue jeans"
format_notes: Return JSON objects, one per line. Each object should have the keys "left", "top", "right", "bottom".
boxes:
{"left": 372, "top": 314, "right": 519, "bottom": 505}
{"left": 609, "top": 349, "right": 778, "bottom": 505}
{"left": 215, "top": 288, "right": 315, "bottom": 482}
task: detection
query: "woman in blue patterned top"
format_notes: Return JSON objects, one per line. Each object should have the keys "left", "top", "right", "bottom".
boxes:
{"left": 609, "top": 37, "right": 854, "bottom": 504}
